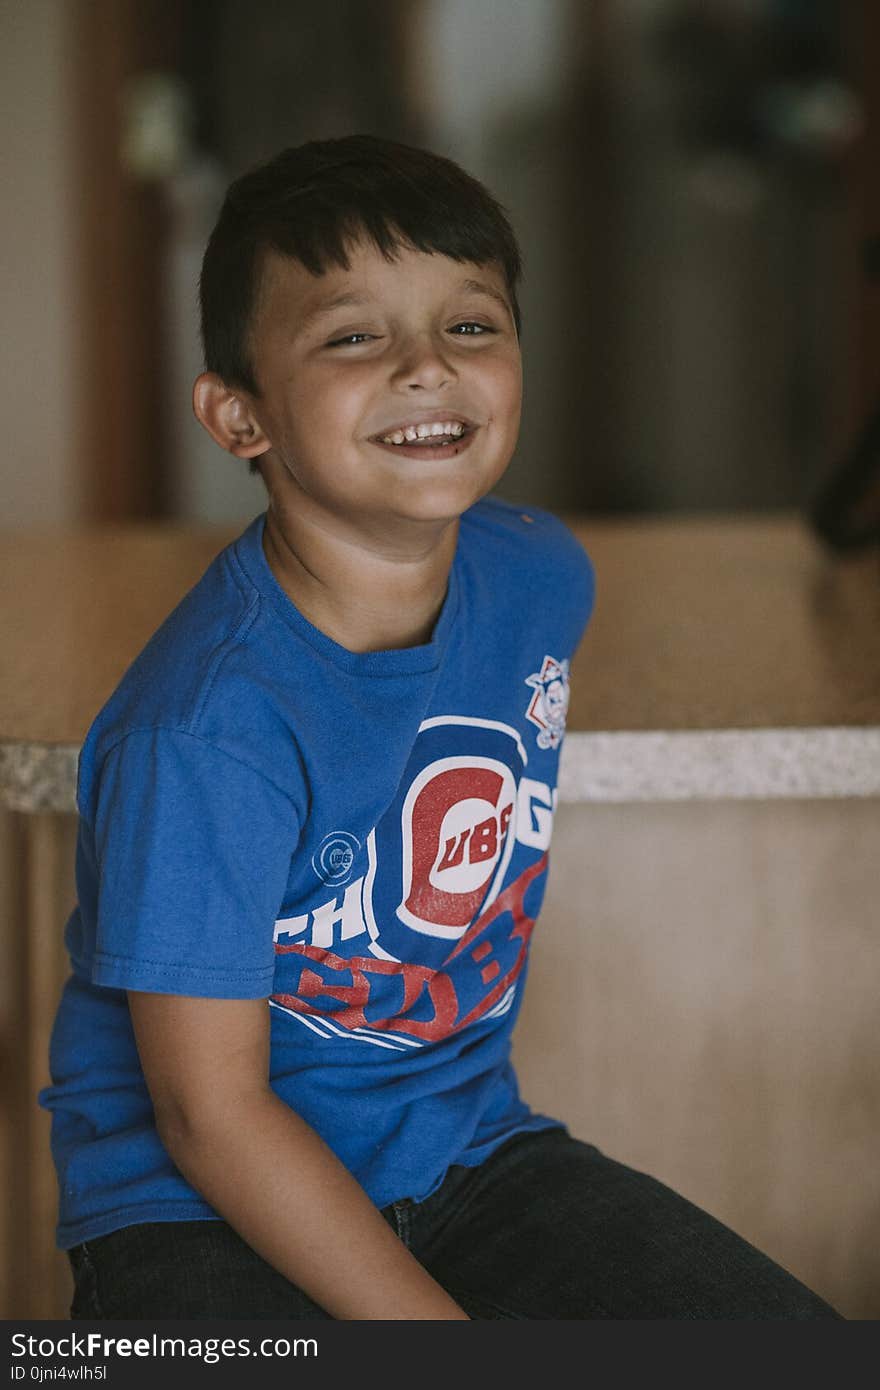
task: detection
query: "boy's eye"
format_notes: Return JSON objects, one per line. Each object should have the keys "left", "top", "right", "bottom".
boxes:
{"left": 327, "top": 332, "right": 375, "bottom": 347}
{"left": 450, "top": 322, "right": 494, "bottom": 335}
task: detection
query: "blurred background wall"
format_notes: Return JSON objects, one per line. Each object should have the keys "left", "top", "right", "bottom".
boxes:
{"left": 1, "top": 0, "right": 875, "bottom": 528}
{"left": 1, "top": 0, "right": 80, "bottom": 526}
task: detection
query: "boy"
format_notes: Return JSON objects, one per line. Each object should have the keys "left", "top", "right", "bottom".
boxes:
{"left": 40, "top": 135, "right": 839, "bottom": 1319}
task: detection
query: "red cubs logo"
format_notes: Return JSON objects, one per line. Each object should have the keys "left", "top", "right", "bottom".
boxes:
{"left": 398, "top": 756, "right": 517, "bottom": 937}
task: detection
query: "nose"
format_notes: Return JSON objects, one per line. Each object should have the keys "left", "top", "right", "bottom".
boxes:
{"left": 390, "top": 332, "right": 457, "bottom": 392}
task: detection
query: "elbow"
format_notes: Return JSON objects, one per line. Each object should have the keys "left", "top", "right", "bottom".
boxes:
{"left": 152, "top": 1085, "right": 272, "bottom": 1160}
{"left": 152, "top": 1094, "right": 200, "bottom": 1161}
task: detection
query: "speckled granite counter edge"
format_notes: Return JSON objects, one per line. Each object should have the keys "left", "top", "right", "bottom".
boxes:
{"left": 0, "top": 742, "right": 81, "bottom": 814}
{"left": 558, "top": 727, "right": 880, "bottom": 802}
{"left": 3, "top": 727, "right": 879, "bottom": 815}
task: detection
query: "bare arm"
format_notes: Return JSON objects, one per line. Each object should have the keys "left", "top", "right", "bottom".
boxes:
{"left": 127, "top": 990, "right": 468, "bottom": 1320}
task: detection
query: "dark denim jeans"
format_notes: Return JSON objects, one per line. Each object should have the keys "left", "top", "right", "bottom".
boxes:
{"left": 67, "top": 1127, "right": 842, "bottom": 1320}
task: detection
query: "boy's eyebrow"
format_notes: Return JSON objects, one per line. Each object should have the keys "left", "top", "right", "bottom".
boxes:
{"left": 296, "top": 292, "right": 372, "bottom": 335}
{"left": 458, "top": 278, "right": 513, "bottom": 318}
{"left": 296, "top": 278, "right": 513, "bottom": 337}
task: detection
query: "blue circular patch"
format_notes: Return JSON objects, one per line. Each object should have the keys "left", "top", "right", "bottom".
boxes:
{"left": 311, "top": 830, "right": 361, "bottom": 886}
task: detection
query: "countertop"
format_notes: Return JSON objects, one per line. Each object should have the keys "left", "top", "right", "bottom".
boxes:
{"left": 2, "top": 513, "right": 878, "bottom": 811}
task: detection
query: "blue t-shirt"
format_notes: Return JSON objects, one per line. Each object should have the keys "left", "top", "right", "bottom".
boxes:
{"left": 38, "top": 494, "right": 595, "bottom": 1249}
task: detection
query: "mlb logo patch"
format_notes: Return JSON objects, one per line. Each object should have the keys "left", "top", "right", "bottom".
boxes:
{"left": 524, "top": 655, "right": 570, "bottom": 750}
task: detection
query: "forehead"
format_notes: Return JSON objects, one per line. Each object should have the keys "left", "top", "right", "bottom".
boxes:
{"left": 254, "top": 240, "right": 513, "bottom": 337}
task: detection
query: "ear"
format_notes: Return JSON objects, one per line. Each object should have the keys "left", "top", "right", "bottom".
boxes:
{"left": 192, "top": 373, "right": 272, "bottom": 458}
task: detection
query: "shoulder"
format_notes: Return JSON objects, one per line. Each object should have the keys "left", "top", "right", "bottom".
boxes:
{"left": 460, "top": 493, "right": 595, "bottom": 616}
{"left": 462, "top": 493, "right": 593, "bottom": 566}
{"left": 78, "top": 514, "right": 306, "bottom": 817}
{"left": 91, "top": 517, "right": 261, "bottom": 718}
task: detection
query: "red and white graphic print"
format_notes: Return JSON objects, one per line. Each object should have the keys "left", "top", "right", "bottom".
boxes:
{"left": 398, "top": 756, "right": 517, "bottom": 937}
{"left": 271, "top": 717, "right": 555, "bottom": 1050}
{"left": 273, "top": 852, "right": 547, "bottom": 1046}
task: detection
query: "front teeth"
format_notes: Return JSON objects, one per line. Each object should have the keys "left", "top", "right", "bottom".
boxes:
{"left": 380, "top": 421, "right": 466, "bottom": 444}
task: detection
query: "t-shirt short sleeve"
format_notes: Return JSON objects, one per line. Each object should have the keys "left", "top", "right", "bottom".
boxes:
{"left": 89, "top": 727, "right": 299, "bottom": 998}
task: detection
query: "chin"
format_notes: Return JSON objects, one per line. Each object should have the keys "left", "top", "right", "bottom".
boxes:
{"left": 392, "top": 478, "right": 493, "bottom": 522}
{"left": 404, "top": 456, "right": 506, "bottom": 500}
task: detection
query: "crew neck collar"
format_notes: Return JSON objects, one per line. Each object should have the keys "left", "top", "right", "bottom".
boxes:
{"left": 232, "top": 511, "right": 461, "bottom": 676}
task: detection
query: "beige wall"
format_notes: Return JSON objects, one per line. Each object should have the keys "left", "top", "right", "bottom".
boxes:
{"left": 514, "top": 796, "right": 880, "bottom": 1320}
{"left": 0, "top": 0, "right": 80, "bottom": 526}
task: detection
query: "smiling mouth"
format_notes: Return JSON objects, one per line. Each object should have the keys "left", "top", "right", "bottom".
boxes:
{"left": 372, "top": 420, "right": 473, "bottom": 448}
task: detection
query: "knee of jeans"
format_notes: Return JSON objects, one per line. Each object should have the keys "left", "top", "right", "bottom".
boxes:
{"left": 68, "top": 1244, "right": 103, "bottom": 1319}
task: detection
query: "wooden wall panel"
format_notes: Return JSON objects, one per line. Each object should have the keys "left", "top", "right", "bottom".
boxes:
{"left": 73, "top": 0, "right": 180, "bottom": 520}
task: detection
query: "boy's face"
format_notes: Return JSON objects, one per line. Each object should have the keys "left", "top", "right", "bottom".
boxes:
{"left": 242, "top": 239, "right": 522, "bottom": 536}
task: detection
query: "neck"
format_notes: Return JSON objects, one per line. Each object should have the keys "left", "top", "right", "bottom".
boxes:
{"left": 261, "top": 495, "right": 460, "bottom": 655}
